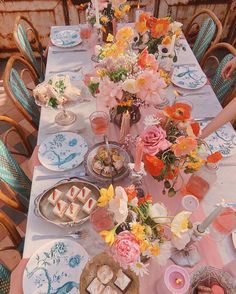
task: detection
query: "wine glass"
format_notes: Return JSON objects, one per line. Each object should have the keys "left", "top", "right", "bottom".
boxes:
{"left": 80, "top": 23, "right": 92, "bottom": 47}
{"left": 55, "top": 105, "right": 77, "bottom": 126}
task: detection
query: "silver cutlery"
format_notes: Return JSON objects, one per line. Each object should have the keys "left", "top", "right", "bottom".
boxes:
{"left": 194, "top": 116, "right": 215, "bottom": 122}
{"left": 174, "top": 63, "right": 196, "bottom": 67}
{"left": 52, "top": 49, "right": 86, "bottom": 54}
{"left": 32, "top": 230, "right": 87, "bottom": 241}
{"left": 175, "top": 90, "right": 210, "bottom": 97}
{"left": 35, "top": 172, "right": 86, "bottom": 181}
{"left": 48, "top": 66, "right": 82, "bottom": 74}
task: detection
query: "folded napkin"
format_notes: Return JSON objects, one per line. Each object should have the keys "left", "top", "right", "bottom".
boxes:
{"left": 33, "top": 75, "right": 82, "bottom": 108}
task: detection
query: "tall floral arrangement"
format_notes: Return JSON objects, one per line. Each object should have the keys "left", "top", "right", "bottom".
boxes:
{"left": 97, "top": 184, "right": 193, "bottom": 276}
{"left": 84, "top": 27, "right": 167, "bottom": 121}
{"left": 134, "top": 12, "right": 183, "bottom": 54}
{"left": 140, "top": 102, "right": 222, "bottom": 196}
{"left": 86, "top": 0, "right": 130, "bottom": 29}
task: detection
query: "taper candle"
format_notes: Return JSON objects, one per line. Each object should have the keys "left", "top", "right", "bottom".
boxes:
{"left": 197, "top": 205, "right": 224, "bottom": 233}
{"left": 94, "top": 0, "right": 100, "bottom": 27}
{"left": 134, "top": 138, "right": 144, "bottom": 172}
{"left": 169, "top": 34, "right": 176, "bottom": 57}
{"left": 119, "top": 111, "right": 130, "bottom": 144}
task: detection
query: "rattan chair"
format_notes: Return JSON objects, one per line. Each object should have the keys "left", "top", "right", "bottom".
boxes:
{"left": 13, "top": 15, "right": 45, "bottom": 82}
{"left": 3, "top": 56, "right": 40, "bottom": 130}
{"left": 0, "top": 263, "right": 10, "bottom": 294}
{"left": 201, "top": 42, "right": 236, "bottom": 106}
{"left": 185, "top": 9, "right": 222, "bottom": 62}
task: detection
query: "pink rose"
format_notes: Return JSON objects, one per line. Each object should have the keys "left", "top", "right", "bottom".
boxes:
{"left": 112, "top": 231, "right": 140, "bottom": 268}
{"left": 141, "top": 125, "right": 171, "bottom": 155}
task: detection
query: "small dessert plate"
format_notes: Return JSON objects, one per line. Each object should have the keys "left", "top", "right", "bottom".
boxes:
{"left": 51, "top": 30, "right": 82, "bottom": 48}
{"left": 232, "top": 230, "right": 236, "bottom": 249}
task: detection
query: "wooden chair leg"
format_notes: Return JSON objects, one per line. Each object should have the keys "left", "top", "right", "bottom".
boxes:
{"left": 0, "top": 189, "right": 28, "bottom": 214}
{"left": 0, "top": 211, "right": 22, "bottom": 247}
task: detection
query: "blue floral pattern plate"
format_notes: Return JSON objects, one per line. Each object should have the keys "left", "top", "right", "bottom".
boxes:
{"left": 23, "top": 239, "right": 89, "bottom": 294}
{"left": 38, "top": 132, "right": 88, "bottom": 171}
{"left": 171, "top": 64, "right": 207, "bottom": 89}
{"left": 200, "top": 121, "right": 236, "bottom": 157}
{"left": 51, "top": 30, "right": 82, "bottom": 48}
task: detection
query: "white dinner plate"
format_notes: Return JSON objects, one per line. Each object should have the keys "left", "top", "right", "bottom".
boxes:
{"left": 171, "top": 64, "right": 207, "bottom": 89}
{"left": 232, "top": 230, "right": 236, "bottom": 249}
{"left": 38, "top": 132, "right": 88, "bottom": 171}
{"left": 51, "top": 30, "right": 82, "bottom": 48}
{"left": 23, "top": 239, "right": 89, "bottom": 294}
{"left": 200, "top": 122, "right": 236, "bottom": 157}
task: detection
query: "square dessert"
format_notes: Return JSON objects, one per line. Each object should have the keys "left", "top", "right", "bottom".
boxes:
{"left": 64, "top": 203, "right": 81, "bottom": 221}
{"left": 97, "top": 265, "right": 113, "bottom": 284}
{"left": 77, "top": 186, "right": 91, "bottom": 204}
{"left": 48, "top": 189, "right": 63, "bottom": 206}
{"left": 114, "top": 270, "right": 132, "bottom": 292}
{"left": 66, "top": 185, "right": 80, "bottom": 202}
{"left": 87, "top": 277, "right": 105, "bottom": 294}
{"left": 52, "top": 200, "right": 68, "bottom": 218}
{"left": 82, "top": 197, "right": 97, "bottom": 214}
{"left": 102, "top": 286, "right": 118, "bottom": 294}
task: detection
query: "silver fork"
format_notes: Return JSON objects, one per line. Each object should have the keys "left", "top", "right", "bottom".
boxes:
{"left": 32, "top": 230, "right": 87, "bottom": 241}
{"left": 175, "top": 90, "right": 210, "bottom": 97}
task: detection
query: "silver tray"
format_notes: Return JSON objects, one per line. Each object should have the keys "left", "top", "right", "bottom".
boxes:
{"left": 84, "top": 141, "right": 132, "bottom": 183}
{"left": 34, "top": 178, "right": 100, "bottom": 227}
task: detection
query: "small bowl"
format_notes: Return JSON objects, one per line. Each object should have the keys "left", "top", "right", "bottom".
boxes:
{"left": 182, "top": 194, "right": 199, "bottom": 212}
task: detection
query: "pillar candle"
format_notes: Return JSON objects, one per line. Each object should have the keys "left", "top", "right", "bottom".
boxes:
{"left": 134, "top": 138, "right": 144, "bottom": 172}
{"left": 94, "top": 0, "right": 100, "bottom": 27}
{"left": 119, "top": 111, "right": 130, "bottom": 144}
{"left": 197, "top": 206, "right": 224, "bottom": 233}
{"left": 169, "top": 34, "right": 176, "bottom": 57}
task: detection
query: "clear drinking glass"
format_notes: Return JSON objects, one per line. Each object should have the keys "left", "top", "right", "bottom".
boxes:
{"left": 89, "top": 111, "right": 109, "bottom": 136}
{"left": 90, "top": 207, "right": 114, "bottom": 232}
{"left": 55, "top": 107, "right": 77, "bottom": 126}
{"left": 80, "top": 23, "right": 92, "bottom": 47}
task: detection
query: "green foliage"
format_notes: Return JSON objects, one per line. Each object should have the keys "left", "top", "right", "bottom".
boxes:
{"left": 88, "top": 82, "right": 99, "bottom": 96}
{"left": 107, "top": 68, "right": 128, "bottom": 82}
{"left": 147, "top": 37, "right": 163, "bottom": 54}
{"left": 48, "top": 97, "right": 58, "bottom": 108}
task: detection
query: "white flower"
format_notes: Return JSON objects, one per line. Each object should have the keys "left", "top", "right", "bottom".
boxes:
{"left": 109, "top": 186, "right": 128, "bottom": 224}
{"left": 149, "top": 203, "right": 169, "bottom": 224}
{"left": 171, "top": 230, "right": 191, "bottom": 250}
{"left": 169, "top": 21, "right": 183, "bottom": 34}
{"left": 130, "top": 260, "right": 149, "bottom": 277}
{"left": 142, "top": 32, "right": 150, "bottom": 44}
{"left": 122, "top": 79, "right": 138, "bottom": 94}
{"left": 144, "top": 115, "right": 160, "bottom": 128}
{"left": 171, "top": 211, "right": 192, "bottom": 238}
{"left": 155, "top": 241, "right": 172, "bottom": 266}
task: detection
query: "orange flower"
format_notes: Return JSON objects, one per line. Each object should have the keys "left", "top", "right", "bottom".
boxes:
{"left": 138, "top": 48, "right": 158, "bottom": 71}
{"left": 143, "top": 154, "right": 165, "bottom": 177}
{"left": 138, "top": 193, "right": 152, "bottom": 206}
{"left": 139, "top": 12, "right": 150, "bottom": 22}
{"left": 135, "top": 12, "right": 150, "bottom": 35}
{"left": 172, "top": 136, "right": 197, "bottom": 157}
{"left": 164, "top": 103, "right": 192, "bottom": 121}
{"left": 161, "top": 35, "right": 172, "bottom": 45}
{"left": 164, "top": 166, "right": 179, "bottom": 180}
{"left": 149, "top": 18, "right": 170, "bottom": 39}
{"left": 116, "top": 27, "right": 134, "bottom": 43}
{"left": 125, "top": 185, "right": 137, "bottom": 202}
{"left": 207, "top": 152, "right": 222, "bottom": 163}
{"left": 186, "top": 122, "right": 201, "bottom": 137}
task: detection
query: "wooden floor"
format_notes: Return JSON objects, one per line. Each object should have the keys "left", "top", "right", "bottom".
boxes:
{"left": 0, "top": 59, "right": 37, "bottom": 270}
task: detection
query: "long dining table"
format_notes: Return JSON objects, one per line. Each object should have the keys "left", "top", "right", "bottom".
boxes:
{"left": 23, "top": 24, "right": 236, "bottom": 293}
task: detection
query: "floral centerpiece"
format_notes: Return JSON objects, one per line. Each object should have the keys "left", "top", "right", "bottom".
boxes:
{"left": 96, "top": 184, "right": 194, "bottom": 276}
{"left": 84, "top": 27, "right": 167, "bottom": 126}
{"left": 86, "top": 0, "right": 130, "bottom": 40}
{"left": 134, "top": 12, "right": 183, "bottom": 56}
{"left": 140, "top": 102, "right": 222, "bottom": 196}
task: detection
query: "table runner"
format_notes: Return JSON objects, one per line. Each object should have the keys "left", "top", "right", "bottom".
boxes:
{"left": 23, "top": 25, "right": 236, "bottom": 293}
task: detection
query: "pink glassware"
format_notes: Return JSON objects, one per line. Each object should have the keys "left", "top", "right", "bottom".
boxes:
{"left": 212, "top": 207, "right": 236, "bottom": 235}
{"left": 90, "top": 207, "right": 114, "bottom": 232}
{"left": 156, "top": 265, "right": 190, "bottom": 294}
{"left": 80, "top": 24, "right": 92, "bottom": 40}
{"left": 89, "top": 111, "right": 109, "bottom": 135}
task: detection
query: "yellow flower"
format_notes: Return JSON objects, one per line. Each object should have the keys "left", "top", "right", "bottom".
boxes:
{"left": 150, "top": 244, "right": 160, "bottom": 256}
{"left": 114, "top": 8, "right": 123, "bottom": 19}
{"left": 116, "top": 27, "right": 134, "bottom": 43}
{"left": 140, "top": 240, "right": 150, "bottom": 253}
{"left": 122, "top": 4, "right": 130, "bottom": 13}
{"left": 161, "top": 36, "right": 172, "bottom": 45}
{"left": 171, "top": 211, "right": 192, "bottom": 238}
{"left": 106, "top": 33, "right": 114, "bottom": 42}
{"left": 97, "top": 184, "right": 114, "bottom": 207}
{"left": 131, "top": 223, "right": 145, "bottom": 241}
{"left": 100, "top": 16, "right": 109, "bottom": 24}
{"left": 187, "top": 159, "right": 204, "bottom": 170}
{"left": 96, "top": 69, "right": 107, "bottom": 77}
{"left": 100, "top": 228, "right": 116, "bottom": 246}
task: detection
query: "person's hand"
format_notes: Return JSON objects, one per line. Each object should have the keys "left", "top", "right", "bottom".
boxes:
{"left": 221, "top": 57, "right": 236, "bottom": 80}
{"left": 9, "top": 258, "right": 29, "bottom": 294}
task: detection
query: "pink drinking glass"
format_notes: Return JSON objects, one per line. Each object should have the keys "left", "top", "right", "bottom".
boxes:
{"left": 90, "top": 207, "right": 114, "bottom": 232}
{"left": 89, "top": 111, "right": 109, "bottom": 136}
{"left": 80, "top": 24, "right": 92, "bottom": 40}
{"left": 212, "top": 207, "right": 236, "bottom": 235}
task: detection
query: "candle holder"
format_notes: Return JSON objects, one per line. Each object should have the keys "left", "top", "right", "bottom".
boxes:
{"left": 94, "top": 23, "right": 103, "bottom": 45}
{"left": 128, "top": 162, "right": 146, "bottom": 196}
{"left": 171, "top": 223, "right": 208, "bottom": 267}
